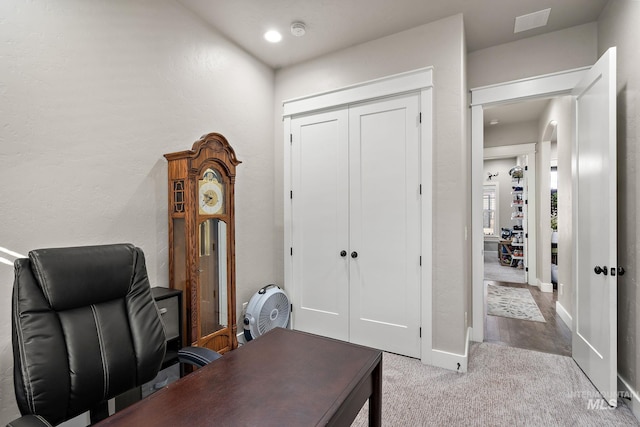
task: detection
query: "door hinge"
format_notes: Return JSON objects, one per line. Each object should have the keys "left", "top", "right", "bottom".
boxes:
{"left": 419, "top": 184, "right": 422, "bottom": 195}
{"left": 526, "top": 267, "right": 529, "bottom": 272}
{"left": 525, "top": 233, "right": 528, "bottom": 238}
{"left": 290, "top": 247, "right": 293, "bottom": 256}
{"left": 525, "top": 199, "right": 528, "bottom": 205}
{"left": 525, "top": 166, "right": 528, "bottom": 171}
{"left": 419, "top": 327, "right": 422, "bottom": 338}
{"left": 290, "top": 190, "right": 293, "bottom": 199}
{"left": 419, "top": 256, "right": 422, "bottom": 266}
{"left": 419, "top": 112, "right": 422, "bottom": 123}
{"left": 290, "top": 134, "right": 293, "bottom": 143}
{"left": 290, "top": 303, "right": 293, "bottom": 313}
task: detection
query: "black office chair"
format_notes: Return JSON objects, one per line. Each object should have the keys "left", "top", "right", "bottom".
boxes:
{"left": 8, "top": 243, "right": 218, "bottom": 427}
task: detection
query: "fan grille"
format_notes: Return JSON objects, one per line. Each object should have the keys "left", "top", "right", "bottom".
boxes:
{"left": 258, "top": 292, "right": 290, "bottom": 335}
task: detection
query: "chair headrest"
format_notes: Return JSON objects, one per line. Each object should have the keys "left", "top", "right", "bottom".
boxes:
{"left": 28, "top": 243, "right": 139, "bottom": 311}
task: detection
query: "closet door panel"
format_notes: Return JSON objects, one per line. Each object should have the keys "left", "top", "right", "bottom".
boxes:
{"left": 291, "top": 110, "right": 350, "bottom": 341}
{"left": 349, "top": 94, "right": 421, "bottom": 358}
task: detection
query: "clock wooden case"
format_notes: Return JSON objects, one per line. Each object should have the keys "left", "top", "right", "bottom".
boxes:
{"left": 164, "top": 133, "right": 241, "bottom": 353}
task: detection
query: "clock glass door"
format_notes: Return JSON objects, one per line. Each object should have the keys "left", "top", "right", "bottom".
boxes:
{"left": 197, "top": 166, "right": 229, "bottom": 345}
{"left": 198, "top": 218, "right": 228, "bottom": 337}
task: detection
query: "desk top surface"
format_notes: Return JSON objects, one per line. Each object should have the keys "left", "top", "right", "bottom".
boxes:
{"left": 97, "top": 327, "right": 382, "bottom": 426}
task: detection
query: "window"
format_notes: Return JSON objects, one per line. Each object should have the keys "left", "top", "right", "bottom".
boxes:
{"left": 483, "top": 183, "right": 499, "bottom": 236}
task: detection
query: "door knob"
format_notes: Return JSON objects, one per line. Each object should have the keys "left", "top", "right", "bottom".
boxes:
{"left": 340, "top": 250, "right": 347, "bottom": 257}
{"left": 351, "top": 251, "right": 358, "bottom": 259}
{"left": 595, "top": 265, "right": 608, "bottom": 275}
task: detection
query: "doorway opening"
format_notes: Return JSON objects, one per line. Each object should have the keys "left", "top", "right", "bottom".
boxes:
{"left": 480, "top": 101, "right": 570, "bottom": 356}
{"left": 471, "top": 81, "right": 586, "bottom": 357}
{"left": 472, "top": 71, "right": 592, "bottom": 355}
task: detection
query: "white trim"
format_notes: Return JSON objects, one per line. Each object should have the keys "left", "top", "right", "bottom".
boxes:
{"left": 471, "top": 68, "right": 588, "bottom": 343}
{"left": 237, "top": 331, "right": 246, "bottom": 346}
{"left": 538, "top": 279, "right": 553, "bottom": 293}
{"left": 618, "top": 375, "right": 640, "bottom": 422}
{"left": 471, "top": 105, "right": 485, "bottom": 343}
{"left": 283, "top": 67, "right": 434, "bottom": 117}
{"left": 470, "top": 67, "right": 589, "bottom": 106}
{"left": 430, "top": 327, "right": 471, "bottom": 373}
{"left": 420, "top": 86, "right": 434, "bottom": 365}
{"left": 283, "top": 116, "right": 293, "bottom": 332}
{"left": 555, "top": 300, "right": 572, "bottom": 331}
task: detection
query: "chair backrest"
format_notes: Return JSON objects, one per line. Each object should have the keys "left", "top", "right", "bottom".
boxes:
{"left": 12, "top": 244, "right": 166, "bottom": 425}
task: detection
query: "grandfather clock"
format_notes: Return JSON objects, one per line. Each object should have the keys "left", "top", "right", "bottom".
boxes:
{"left": 164, "top": 133, "right": 241, "bottom": 353}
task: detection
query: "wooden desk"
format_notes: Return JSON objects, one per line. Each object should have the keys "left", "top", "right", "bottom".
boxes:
{"left": 97, "top": 327, "right": 382, "bottom": 426}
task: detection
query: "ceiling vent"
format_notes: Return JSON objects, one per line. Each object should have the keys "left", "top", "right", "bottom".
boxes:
{"left": 514, "top": 8, "right": 551, "bottom": 33}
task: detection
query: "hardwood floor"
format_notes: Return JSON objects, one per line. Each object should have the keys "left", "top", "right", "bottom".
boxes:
{"left": 484, "top": 280, "right": 572, "bottom": 357}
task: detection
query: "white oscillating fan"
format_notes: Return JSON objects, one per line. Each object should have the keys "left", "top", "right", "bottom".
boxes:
{"left": 243, "top": 284, "right": 290, "bottom": 342}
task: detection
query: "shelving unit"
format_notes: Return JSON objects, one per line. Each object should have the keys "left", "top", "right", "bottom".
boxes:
{"left": 498, "top": 165, "right": 527, "bottom": 270}
{"left": 509, "top": 168, "right": 526, "bottom": 269}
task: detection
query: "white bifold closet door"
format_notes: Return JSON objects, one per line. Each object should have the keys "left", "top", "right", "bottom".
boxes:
{"left": 291, "top": 93, "right": 421, "bottom": 358}
{"left": 291, "top": 108, "right": 350, "bottom": 341}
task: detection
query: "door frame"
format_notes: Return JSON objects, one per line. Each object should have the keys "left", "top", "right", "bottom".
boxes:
{"left": 470, "top": 67, "right": 589, "bottom": 342}
{"left": 283, "top": 67, "right": 434, "bottom": 363}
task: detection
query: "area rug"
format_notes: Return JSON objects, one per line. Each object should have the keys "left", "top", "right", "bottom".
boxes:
{"left": 487, "top": 284, "right": 545, "bottom": 322}
{"left": 352, "top": 343, "right": 639, "bottom": 426}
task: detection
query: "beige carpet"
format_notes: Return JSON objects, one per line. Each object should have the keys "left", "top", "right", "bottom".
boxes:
{"left": 353, "top": 342, "right": 639, "bottom": 426}
{"left": 484, "top": 250, "right": 526, "bottom": 284}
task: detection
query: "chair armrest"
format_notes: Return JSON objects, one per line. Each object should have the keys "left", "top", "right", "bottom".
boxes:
{"left": 178, "top": 346, "right": 222, "bottom": 368}
{"left": 6, "top": 415, "right": 53, "bottom": 427}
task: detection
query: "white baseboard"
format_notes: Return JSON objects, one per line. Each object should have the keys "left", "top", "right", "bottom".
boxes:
{"left": 618, "top": 375, "right": 640, "bottom": 422}
{"left": 555, "top": 301, "right": 572, "bottom": 331}
{"left": 429, "top": 327, "right": 471, "bottom": 373}
{"left": 237, "top": 331, "right": 246, "bottom": 346}
{"left": 538, "top": 279, "right": 553, "bottom": 293}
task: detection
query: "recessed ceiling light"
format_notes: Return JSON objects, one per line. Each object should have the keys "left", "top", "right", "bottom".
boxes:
{"left": 264, "top": 30, "right": 282, "bottom": 43}
{"left": 514, "top": 8, "right": 551, "bottom": 33}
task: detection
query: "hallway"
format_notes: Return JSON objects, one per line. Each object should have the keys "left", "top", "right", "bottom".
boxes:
{"left": 484, "top": 280, "right": 572, "bottom": 356}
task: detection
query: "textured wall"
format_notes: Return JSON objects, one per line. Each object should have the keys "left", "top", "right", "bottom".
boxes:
{"left": 598, "top": 0, "right": 640, "bottom": 417}
{"left": 0, "top": 1, "right": 275, "bottom": 423}
{"left": 274, "top": 15, "right": 469, "bottom": 355}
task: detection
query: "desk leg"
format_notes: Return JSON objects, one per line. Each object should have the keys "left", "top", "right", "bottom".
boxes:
{"left": 369, "top": 358, "right": 382, "bottom": 427}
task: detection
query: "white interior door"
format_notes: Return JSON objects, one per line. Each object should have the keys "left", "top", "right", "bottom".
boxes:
{"left": 348, "top": 93, "right": 422, "bottom": 358}
{"left": 290, "top": 109, "right": 350, "bottom": 341}
{"left": 572, "top": 47, "right": 617, "bottom": 406}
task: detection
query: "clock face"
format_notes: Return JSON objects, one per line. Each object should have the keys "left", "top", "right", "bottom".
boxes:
{"left": 199, "top": 180, "right": 223, "bottom": 215}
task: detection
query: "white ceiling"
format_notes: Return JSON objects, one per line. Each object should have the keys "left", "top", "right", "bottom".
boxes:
{"left": 179, "top": 0, "right": 607, "bottom": 70}
{"left": 484, "top": 98, "right": 552, "bottom": 126}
